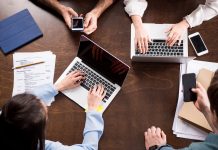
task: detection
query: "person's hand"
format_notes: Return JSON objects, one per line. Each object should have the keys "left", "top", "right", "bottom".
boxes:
{"left": 55, "top": 70, "right": 85, "bottom": 91}
{"left": 166, "top": 19, "right": 189, "bottom": 47}
{"left": 192, "top": 81, "right": 210, "bottom": 113}
{"left": 87, "top": 84, "right": 106, "bottom": 111}
{"left": 144, "top": 126, "right": 167, "bottom": 150}
{"left": 83, "top": 12, "right": 98, "bottom": 35}
{"left": 135, "top": 26, "right": 151, "bottom": 54}
{"left": 60, "top": 5, "right": 78, "bottom": 28}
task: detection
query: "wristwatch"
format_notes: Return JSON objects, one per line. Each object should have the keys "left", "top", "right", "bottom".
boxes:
{"left": 149, "top": 145, "right": 158, "bottom": 150}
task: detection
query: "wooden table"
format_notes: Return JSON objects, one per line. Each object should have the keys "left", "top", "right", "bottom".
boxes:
{"left": 1, "top": 0, "right": 218, "bottom": 149}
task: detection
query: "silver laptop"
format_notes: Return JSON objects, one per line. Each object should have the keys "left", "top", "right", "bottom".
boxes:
{"left": 56, "top": 35, "right": 130, "bottom": 112}
{"left": 130, "top": 23, "right": 195, "bottom": 63}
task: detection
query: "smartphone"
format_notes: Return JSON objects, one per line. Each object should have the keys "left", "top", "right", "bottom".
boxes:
{"left": 71, "top": 17, "right": 84, "bottom": 31}
{"left": 188, "top": 32, "right": 208, "bottom": 56}
{"left": 182, "top": 73, "right": 197, "bottom": 102}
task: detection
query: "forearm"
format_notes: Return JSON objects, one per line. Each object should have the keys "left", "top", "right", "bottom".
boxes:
{"left": 131, "top": 15, "right": 143, "bottom": 30}
{"left": 202, "top": 107, "right": 217, "bottom": 133}
{"left": 184, "top": 0, "right": 218, "bottom": 27}
{"left": 35, "top": 0, "right": 64, "bottom": 15}
{"left": 90, "top": 0, "right": 114, "bottom": 18}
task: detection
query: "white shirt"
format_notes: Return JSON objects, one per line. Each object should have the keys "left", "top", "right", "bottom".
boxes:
{"left": 124, "top": 0, "right": 218, "bottom": 28}
{"left": 123, "top": 0, "right": 147, "bottom": 17}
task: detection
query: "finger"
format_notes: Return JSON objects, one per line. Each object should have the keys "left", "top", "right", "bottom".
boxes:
{"left": 161, "top": 131, "right": 166, "bottom": 141}
{"left": 156, "top": 127, "right": 161, "bottom": 137}
{"left": 99, "top": 84, "right": 104, "bottom": 95}
{"left": 169, "top": 34, "right": 179, "bottom": 47}
{"left": 63, "top": 15, "right": 72, "bottom": 28}
{"left": 178, "top": 36, "right": 182, "bottom": 46}
{"left": 84, "top": 26, "right": 97, "bottom": 35}
{"left": 191, "top": 88, "right": 201, "bottom": 94}
{"left": 196, "top": 81, "right": 205, "bottom": 91}
{"left": 140, "top": 38, "right": 146, "bottom": 54}
{"left": 165, "top": 25, "right": 173, "bottom": 33}
{"left": 102, "top": 90, "right": 106, "bottom": 99}
{"left": 92, "top": 85, "right": 97, "bottom": 93}
{"left": 72, "top": 71, "right": 85, "bottom": 77}
{"left": 74, "top": 75, "right": 85, "bottom": 82}
{"left": 84, "top": 14, "right": 92, "bottom": 27}
{"left": 166, "top": 31, "right": 175, "bottom": 43}
{"left": 96, "top": 84, "right": 102, "bottom": 95}
{"left": 147, "top": 128, "right": 152, "bottom": 133}
{"left": 68, "top": 8, "right": 78, "bottom": 18}
{"left": 151, "top": 126, "right": 156, "bottom": 134}
{"left": 137, "top": 41, "right": 142, "bottom": 53}
{"left": 144, "top": 37, "right": 148, "bottom": 52}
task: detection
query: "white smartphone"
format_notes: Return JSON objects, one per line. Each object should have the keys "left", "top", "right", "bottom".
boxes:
{"left": 71, "top": 17, "right": 84, "bottom": 31}
{"left": 188, "top": 32, "right": 208, "bottom": 56}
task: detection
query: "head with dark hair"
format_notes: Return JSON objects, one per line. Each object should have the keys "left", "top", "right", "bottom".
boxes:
{"left": 208, "top": 70, "right": 218, "bottom": 123}
{"left": 0, "top": 93, "right": 47, "bottom": 150}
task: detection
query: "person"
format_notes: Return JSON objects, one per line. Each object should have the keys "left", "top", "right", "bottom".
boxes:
{"left": 33, "top": 0, "right": 115, "bottom": 35}
{"left": 0, "top": 70, "right": 106, "bottom": 150}
{"left": 144, "top": 70, "right": 218, "bottom": 150}
{"left": 124, "top": 0, "right": 218, "bottom": 53}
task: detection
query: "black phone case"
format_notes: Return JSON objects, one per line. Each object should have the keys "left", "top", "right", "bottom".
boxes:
{"left": 182, "top": 73, "right": 197, "bottom": 102}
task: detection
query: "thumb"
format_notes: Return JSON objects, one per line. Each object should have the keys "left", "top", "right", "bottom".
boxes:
{"left": 84, "top": 15, "right": 91, "bottom": 27}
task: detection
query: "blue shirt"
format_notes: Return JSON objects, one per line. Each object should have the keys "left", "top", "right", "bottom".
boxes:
{"left": 159, "top": 133, "right": 218, "bottom": 150}
{"left": 32, "top": 84, "right": 104, "bottom": 150}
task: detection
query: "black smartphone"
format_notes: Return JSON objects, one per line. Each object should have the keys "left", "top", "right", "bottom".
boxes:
{"left": 182, "top": 73, "right": 197, "bottom": 102}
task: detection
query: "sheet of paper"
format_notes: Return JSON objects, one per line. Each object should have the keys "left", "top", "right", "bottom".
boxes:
{"left": 12, "top": 51, "right": 56, "bottom": 106}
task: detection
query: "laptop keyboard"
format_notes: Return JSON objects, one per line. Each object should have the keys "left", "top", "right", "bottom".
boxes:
{"left": 135, "top": 40, "right": 184, "bottom": 56}
{"left": 67, "top": 61, "right": 116, "bottom": 103}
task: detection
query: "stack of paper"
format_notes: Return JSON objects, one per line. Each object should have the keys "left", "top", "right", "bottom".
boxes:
{"left": 172, "top": 60, "right": 218, "bottom": 140}
{"left": 12, "top": 51, "right": 56, "bottom": 106}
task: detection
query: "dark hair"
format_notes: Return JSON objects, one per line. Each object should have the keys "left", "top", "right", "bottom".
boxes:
{"left": 0, "top": 94, "right": 46, "bottom": 150}
{"left": 208, "top": 70, "right": 218, "bottom": 118}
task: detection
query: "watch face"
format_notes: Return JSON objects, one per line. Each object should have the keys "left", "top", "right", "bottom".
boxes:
{"left": 149, "top": 145, "right": 158, "bottom": 150}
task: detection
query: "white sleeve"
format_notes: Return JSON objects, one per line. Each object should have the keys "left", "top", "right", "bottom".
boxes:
{"left": 184, "top": 0, "right": 218, "bottom": 28}
{"left": 123, "top": 0, "right": 148, "bottom": 17}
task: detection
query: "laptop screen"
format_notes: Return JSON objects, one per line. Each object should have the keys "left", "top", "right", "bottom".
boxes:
{"left": 77, "top": 36, "right": 129, "bottom": 86}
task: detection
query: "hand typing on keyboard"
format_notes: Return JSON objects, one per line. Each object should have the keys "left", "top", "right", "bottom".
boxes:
{"left": 166, "top": 19, "right": 190, "bottom": 47}
{"left": 55, "top": 70, "right": 85, "bottom": 91}
{"left": 87, "top": 84, "right": 106, "bottom": 111}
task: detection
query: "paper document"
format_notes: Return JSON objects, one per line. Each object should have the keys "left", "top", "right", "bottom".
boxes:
{"left": 12, "top": 51, "right": 56, "bottom": 106}
{"left": 172, "top": 60, "right": 218, "bottom": 141}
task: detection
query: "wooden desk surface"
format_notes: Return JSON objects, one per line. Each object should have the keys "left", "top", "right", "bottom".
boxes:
{"left": 1, "top": 0, "right": 218, "bottom": 149}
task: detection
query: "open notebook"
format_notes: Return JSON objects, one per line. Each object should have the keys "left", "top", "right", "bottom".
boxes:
{"left": 179, "top": 68, "right": 214, "bottom": 132}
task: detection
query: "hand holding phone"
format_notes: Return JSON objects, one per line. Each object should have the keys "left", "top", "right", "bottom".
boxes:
{"left": 188, "top": 32, "right": 208, "bottom": 56}
{"left": 182, "top": 73, "right": 197, "bottom": 102}
{"left": 71, "top": 17, "right": 84, "bottom": 32}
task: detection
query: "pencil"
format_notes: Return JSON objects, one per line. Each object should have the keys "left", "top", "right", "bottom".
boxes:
{"left": 12, "top": 61, "right": 45, "bottom": 69}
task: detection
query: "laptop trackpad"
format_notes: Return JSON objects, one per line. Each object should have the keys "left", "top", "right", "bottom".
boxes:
{"left": 62, "top": 86, "right": 88, "bottom": 109}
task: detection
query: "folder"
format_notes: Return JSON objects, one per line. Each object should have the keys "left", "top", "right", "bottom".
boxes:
{"left": 0, "top": 9, "right": 43, "bottom": 54}
{"left": 179, "top": 68, "right": 214, "bottom": 132}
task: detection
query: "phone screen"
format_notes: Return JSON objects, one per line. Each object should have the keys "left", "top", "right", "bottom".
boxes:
{"left": 72, "top": 19, "right": 83, "bottom": 28}
{"left": 190, "top": 35, "right": 207, "bottom": 53}
{"left": 182, "top": 73, "right": 197, "bottom": 102}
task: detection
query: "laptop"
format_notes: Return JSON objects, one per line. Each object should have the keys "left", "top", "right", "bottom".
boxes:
{"left": 56, "top": 35, "right": 130, "bottom": 112}
{"left": 130, "top": 23, "right": 195, "bottom": 63}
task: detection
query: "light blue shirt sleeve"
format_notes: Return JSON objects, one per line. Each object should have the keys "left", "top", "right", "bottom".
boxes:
{"left": 31, "top": 84, "right": 58, "bottom": 106}
{"left": 44, "top": 111, "right": 104, "bottom": 150}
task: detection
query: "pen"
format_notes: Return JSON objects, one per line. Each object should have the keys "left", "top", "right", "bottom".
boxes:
{"left": 12, "top": 61, "right": 45, "bottom": 69}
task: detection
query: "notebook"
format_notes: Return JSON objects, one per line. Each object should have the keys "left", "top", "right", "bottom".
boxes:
{"left": 0, "top": 9, "right": 43, "bottom": 54}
